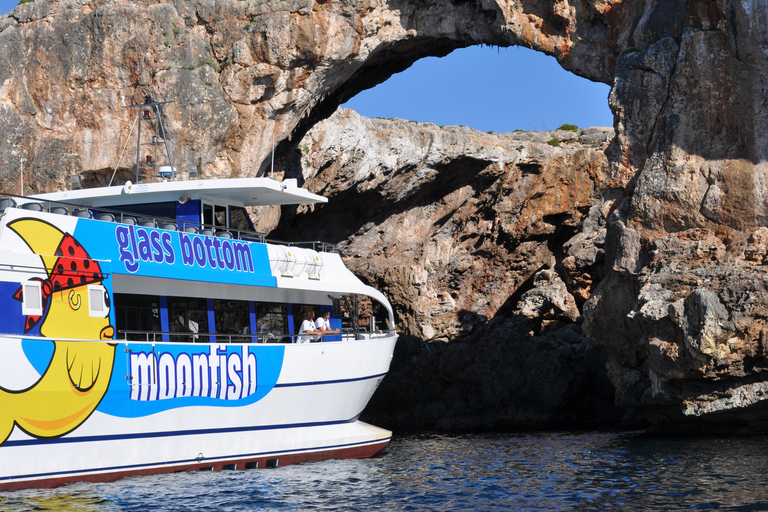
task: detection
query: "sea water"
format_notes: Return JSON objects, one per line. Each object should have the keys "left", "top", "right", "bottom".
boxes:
{"left": 2, "top": 432, "right": 768, "bottom": 511}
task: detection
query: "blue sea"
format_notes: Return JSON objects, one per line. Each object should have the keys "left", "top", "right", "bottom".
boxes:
{"left": 2, "top": 432, "right": 767, "bottom": 511}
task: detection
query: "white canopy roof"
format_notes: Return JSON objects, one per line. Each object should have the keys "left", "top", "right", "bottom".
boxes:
{"left": 30, "top": 178, "right": 327, "bottom": 208}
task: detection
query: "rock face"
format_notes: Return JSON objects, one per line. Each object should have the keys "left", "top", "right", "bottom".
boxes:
{"left": 275, "top": 111, "right": 613, "bottom": 343}
{"left": 2, "top": 0, "right": 768, "bottom": 430}
{"left": 276, "top": 111, "right": 617, "bottom": 429}
{"left": 0, "top": 0, "right": 700, "bottom": 190}
{"left": 582, "top": 7, "right": 768, "bottom": 428}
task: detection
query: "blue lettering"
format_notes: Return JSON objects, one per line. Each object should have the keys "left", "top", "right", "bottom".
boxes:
{"left": 204, "top": 238, "right": 218, "bottom": 269}
{"left": 233, "top": 242, "right": 253, "bottom": 273}
{"left": 179, "top": 232, "right": 194, "bottom": 266}
{"left": 150, "top": 231, "right": 164, "bottom": 263}
{"left": 161, "top": 232, "right": 175, "bottom": 264}
{"left": 116, "top": 225, "right": 139, "bottom": 273}
{"left": 212, "top": 238, "right": 225, "bottom": 269}
{"left": 136, "top": 228, "right": 152, "bottom": 261}
{"left": 117, "top": 228, "right": 257, "bottom": 276}
{"left": 128, "top": 223, "right": 139, "bottom": 261}
{"left": 193, "top": 237, "right": 207, "bottom": 268}
{"left": 222, "top": 240, "right": 236, "bottom": 271}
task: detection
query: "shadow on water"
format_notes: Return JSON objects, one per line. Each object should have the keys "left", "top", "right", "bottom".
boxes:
{"left": 3, "top": 432, "right": 768, "bottom": 511}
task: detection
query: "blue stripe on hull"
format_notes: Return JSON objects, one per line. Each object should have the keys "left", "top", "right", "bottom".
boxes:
{"left": 274, "top": 371, "right": 387, "bottom": 388}
{"left": 1, "top": 370, "right": 386, "bottom": 448}
{"left": 2, "top": 418, "right": 356, "bottom": 448}
{"left": 6, "top": 435, "right": 391, "bottom": 483}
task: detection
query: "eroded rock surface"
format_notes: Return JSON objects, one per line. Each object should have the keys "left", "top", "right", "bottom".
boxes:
{"left": 0, "top": 0, "right": 716, "bottom": 190}
{"left": 276, "top": 110, "right": 613, "bottom": 342}
{"left": 277, "top": 110, "right": 618, "bottom": 428}
{"left": 581, "top": 4, "right": 768, "bottom": 429}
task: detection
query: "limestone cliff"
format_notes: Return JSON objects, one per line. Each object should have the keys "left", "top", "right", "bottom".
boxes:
{"left": 2, "top": 0, "right": 768, "bottom": 430}
{"left": 0, "top": 0, "right": 661, "bottom": 189}
{"left": 277, "top": 110, "right": 618, "bottom": 429}
{"left": 277, "top": 110, "right": 614, "bottom": 342}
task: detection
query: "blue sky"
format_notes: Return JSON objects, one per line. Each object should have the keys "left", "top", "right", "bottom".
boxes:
{"left": 344, "top": 45, "right": 613, "bottom": 133}
{"left": 0, "top": 0, "right": 613, "bottom": 132}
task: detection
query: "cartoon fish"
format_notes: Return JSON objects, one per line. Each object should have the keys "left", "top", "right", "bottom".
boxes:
{"left": 0, "top": 219, "right": 116, "bottom": 445}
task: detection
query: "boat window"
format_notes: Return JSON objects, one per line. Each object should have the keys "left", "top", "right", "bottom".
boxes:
{"left": 213, "top": 299, "right": 250, "bottom": 342}
{"left": 114, "top": 294, "right": 160, "bottom": 341}
{"left": 370, "top": 298, "right": 391, "bottom": 332}
{"left": 292, "top": 304, "right": 314, "bottom": 335}
{"left": 337, "top": 294, "right": 389, "bottom": 333}
{"left": 203, "top": 203, "right": 213, "bottom": 227}
{"left": 167, "top": 296, "right": 209, "bottom": 342}
{"left": 215, "top": 205, "right": 227, "bottom": 228}
{"left": 202, "top": 202, "right": 228, "bottom": 229}
{"left": 255, "top": 302, "right": 287, "bottom": 340}
{"left": 88, "top": 285, "right": 110, "bottom": 318}
{"left": 21, "top": 281, "right": 43, "bottom": 316}
{"left": 229, "top": 206, "right": 254, "bottom": 232}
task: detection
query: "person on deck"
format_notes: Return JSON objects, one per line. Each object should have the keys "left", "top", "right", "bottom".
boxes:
{"left": 297, "top": 308, "right": 323, "bottom": 343}
{"left": 315, "top": 310, "right": 340, "bottom": 335}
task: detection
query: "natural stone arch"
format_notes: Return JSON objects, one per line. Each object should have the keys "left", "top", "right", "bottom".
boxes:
{"left": 2, "top": 0, "right": 768, "bottom": 428}
{"left": 1, "top": 0, "right": 750, "bottom": 199}
{"left": 1, "top": 0, "right": 631, "bottom": 190}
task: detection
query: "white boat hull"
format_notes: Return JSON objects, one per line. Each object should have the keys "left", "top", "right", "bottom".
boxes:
{"left": 0, "top": 337, "right": 396, "bottom": 490}
{"left": 0, "top": 187, "right": 399, "bottom": 490}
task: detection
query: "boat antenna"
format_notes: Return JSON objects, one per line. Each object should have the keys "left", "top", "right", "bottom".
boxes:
{"left": 122, "top": 99, "right": 175, "bottom": 183}
{"left": 271, "top": 129, "right": 275, "bottom": 179}
{"left": 155, "top": 102, "right": 175, "bottom": 181}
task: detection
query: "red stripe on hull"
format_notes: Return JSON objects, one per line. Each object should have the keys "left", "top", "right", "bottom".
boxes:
{"left": 0, "top": 439, "right": 390, "bottom": 492}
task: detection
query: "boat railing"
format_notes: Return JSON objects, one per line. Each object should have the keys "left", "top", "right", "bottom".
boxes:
{"left": 0, "top": 191, "right": 338, "bottom": 253}
{"left": 265, "top": 240, "right": 337, "bottom": 253}
{"left": 117, "top": 328, "right": 397, "bottom": 344}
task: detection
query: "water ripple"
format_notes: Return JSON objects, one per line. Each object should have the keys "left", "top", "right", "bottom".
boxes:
{"left": 2, "top": 432, "right": 768, "bottom": 510}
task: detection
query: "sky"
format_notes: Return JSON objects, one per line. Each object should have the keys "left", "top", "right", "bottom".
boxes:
{"left": 0, "top": 0, "right": 613, "bottom": 133}
{"left": 343, "top": 45, "right": 613, "bottom": 133}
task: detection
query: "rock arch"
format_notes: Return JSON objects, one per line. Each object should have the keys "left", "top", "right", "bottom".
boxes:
{"left": 2, "top": 0, "right": 768, "bottom": 427}
{"left": 2, "top": 0, "right": 634, "bottom": 185}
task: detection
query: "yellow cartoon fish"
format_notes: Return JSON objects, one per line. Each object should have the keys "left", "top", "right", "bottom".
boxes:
{"left": 0, "top": 219, "right": 116, "bottom": 445}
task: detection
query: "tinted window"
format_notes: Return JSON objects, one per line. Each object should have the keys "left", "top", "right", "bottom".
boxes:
{"left": 167, "top": 296, "right": 209, "bottom": 342}
{"left": 214, "top": 299, "right": 250, "bottom": 341}
{"left": 255, "top": 302, "right": 287, "bottom": 339}
{"left": 230, "top": 206, "right": 254, "bottom": 232}
{"left": 114, "top": 293, "right": 160, "bottom": 341}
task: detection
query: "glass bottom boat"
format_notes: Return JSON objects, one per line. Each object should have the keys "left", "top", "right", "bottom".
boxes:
{"left": 0, "top": 177, "right": 397, "bottom": 490}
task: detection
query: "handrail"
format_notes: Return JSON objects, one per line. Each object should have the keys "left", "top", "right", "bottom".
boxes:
{"left": 117, "top": 328, "right": 397, "bottom": 344}
{"left": 267, "top": 240, "right": 337, "bottom": 253}
{"left": 0, "top": 329, "right": 396, "bottom": 344}
{"left": 0, "top": 191, "right": 338, "bottom": 253}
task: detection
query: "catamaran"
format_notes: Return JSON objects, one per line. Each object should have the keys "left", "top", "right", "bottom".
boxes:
{"left": 0, "top": 101, "right": 397, "bottom": 490}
